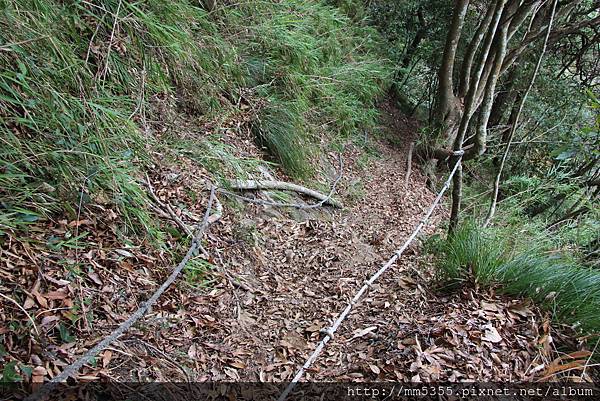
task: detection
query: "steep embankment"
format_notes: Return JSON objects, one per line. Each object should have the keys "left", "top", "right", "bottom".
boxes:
{"left": 0, "top": 0, "right": 390, "bottom": 383}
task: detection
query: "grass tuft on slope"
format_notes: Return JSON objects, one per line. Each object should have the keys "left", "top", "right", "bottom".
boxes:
{"left": 0, "top": 0, "right": 391, "bottom": 236}
{"left": 430, "top": 222, "right": 600, "bottom": 341}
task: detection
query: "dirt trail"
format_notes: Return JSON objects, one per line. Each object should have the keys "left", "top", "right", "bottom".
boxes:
{"left": 106, "top": 99, "right": 563, "bottom": 383}
{"left": 1, "top": 99, "right": 579, "bottom": 386}
{"left": 190, "top": 126, "right": 442, "bottom": 382}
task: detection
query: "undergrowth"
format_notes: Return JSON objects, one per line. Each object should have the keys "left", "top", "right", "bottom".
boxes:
{"left": 429, "top": 222, "right": 600, "bottom": 344}
{"left": 0, "top": 0, "right": 391, "bottom": 237}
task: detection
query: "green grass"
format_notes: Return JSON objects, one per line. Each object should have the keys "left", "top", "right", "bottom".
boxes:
{"left": 430, "top": 222, "right": 600, "bottom": 343}
{"left": 428, "top": 221, "right": 505, "bottom": 287}
{"left": 184, "top": 258, "right": 217, "bottom": 289}
{"left": 0, "top": 0, "right": 391, "bottom": 236}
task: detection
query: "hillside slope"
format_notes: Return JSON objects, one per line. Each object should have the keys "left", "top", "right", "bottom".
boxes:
{"left": 1, "top": 0, "right": 595, "bottom": 390}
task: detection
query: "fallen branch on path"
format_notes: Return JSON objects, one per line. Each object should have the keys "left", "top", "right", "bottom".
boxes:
{"left": 404, "top": 142, "right": 414, "bottom": 190}
{"left": 145, "top": 174, "right": 192, "bottom": 236}
{"left": 222, "top": 154, "right": 344, "bottom": 209}
{"left": 145, "top": 174, "right": 223, "bottom": 235}
{"left": 27, "top": 187, "right": 221, "bottom": 401}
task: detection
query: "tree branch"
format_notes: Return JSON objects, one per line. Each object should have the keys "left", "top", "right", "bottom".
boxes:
{"left": 484, "top": 0, "right": 558, "bottom": 227}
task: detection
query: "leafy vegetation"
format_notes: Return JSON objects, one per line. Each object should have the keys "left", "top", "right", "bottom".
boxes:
{"left": 0, "top": 0, "right": 391, "bottom": 237}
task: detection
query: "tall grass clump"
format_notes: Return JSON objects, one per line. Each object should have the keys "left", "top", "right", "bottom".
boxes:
{"left": 1, "top": 0, "right": 391, "bottom": 237}
{"left": 495, "top": 253, "right": 600, "bottom": 335}
{"left": 0, "top": 0, "right": 242, "bottom": 236}
{"left": 231, "top": 0, "right": 392, "bottom": 177}
{"left": 430, "top": 222, "right": 600, "bottom": 340}
{"left": 428, "top": 221, "right": 505, "bottom": 287}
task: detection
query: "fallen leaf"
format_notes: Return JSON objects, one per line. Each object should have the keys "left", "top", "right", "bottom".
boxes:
{"left": 482, "top": 326, "right": 502, "bottom": 343}
{"left": 24, "top": 296, "right": 36, "bottom": 309}
{"left": 369, "top": 364, "right": 381, "bottom": 375}
{"left": 304, "top": 323, "right": 321, "bottom": 333}
{"left": 102, "top": 350, "right": 113, "bottom": 368}
{"left": 228, "top": 361, "right": 246, "bottom": 369}
{"left": 114, "top": 249, "right": 134, "bottom": 258}
{"left": 88, "top": 272, "right": 103, "bottom": 286}
{"left": 348, "top": 326, "right": 378, "bottom": 341}
{"left": 45, "top": 289, "right": 68, "bottom": 300}
{"left": 188, "top": 344, "right": 197, "bottom": 359}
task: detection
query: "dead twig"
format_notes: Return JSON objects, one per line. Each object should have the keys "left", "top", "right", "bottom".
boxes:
{"left": 99, "top": 0, "right": 122, "bottom": 81}
{"left": 145, "top": 174, "right": 193, "bottom": 236}
{"left": 124, "top": 339, "right": 192, "bottom": 382}
{"left": 0, "top": 292, "right": 40, "bottom": 337}
{"left": 221, "top": 153, "right": 344, "bottom": 209}
{"left": 581, "top": 337, "right": 600, "bottom": 379}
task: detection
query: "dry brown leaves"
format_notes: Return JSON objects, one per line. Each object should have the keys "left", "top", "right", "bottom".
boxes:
{"left": 1, "top": 100, "right": 595, "bottom": 386}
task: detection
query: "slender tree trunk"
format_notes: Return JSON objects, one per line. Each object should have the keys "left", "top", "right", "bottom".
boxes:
{"left": 449, "top": 162, "right": 463, "bottom": 234}
{"left": 458, "top": 5, "right": 495, "bottom": 98}
{"left": 400, "top": 8, "right": 427, "bottom": 70}
{"left": 448, "top": 0, "right": 508, "bottom": 234}
{"left": 474, "top": 22, "right": 509, "bottom": 156}
{"left": 492, "top": 90, "right": 521, "bottom": 167}
{"left": 435, "top": 0, "right": 470, "bottom": 136}
{"left": 488, "top": 66, "right": 519, "bottom": 129}
{"left": 484, "top": 0, "right": 558, "bottom": 227}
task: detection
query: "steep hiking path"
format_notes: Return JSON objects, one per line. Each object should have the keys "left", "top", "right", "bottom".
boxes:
{"left": 96, "top": 98, "right": 443, "bottom": 381}
{"left": 1, "top": 99, "right": 583, "bottom": 386}
{"left": 102, "top": 99, "right": 574, "bottom": 383}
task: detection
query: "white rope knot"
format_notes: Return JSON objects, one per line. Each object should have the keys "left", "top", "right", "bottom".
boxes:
{"left": 452, "top": 149, "right": 465, "bottom": 156}
{"left": 364, "top": 279, "right": 374, "bottom": 288}
{"left": 319, "top": 327, "right": 335, "bottom": 339}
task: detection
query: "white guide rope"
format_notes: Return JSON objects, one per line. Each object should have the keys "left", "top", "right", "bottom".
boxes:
{"left": 278, "top": 156, "right": 463, "bottom": 401}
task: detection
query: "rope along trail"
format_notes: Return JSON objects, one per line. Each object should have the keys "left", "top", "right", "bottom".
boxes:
{"left": 278, "top": 155, "right": 463, "bottom": 401}
{"left": 26, "top": 188, "right": 220, "bottom": 401}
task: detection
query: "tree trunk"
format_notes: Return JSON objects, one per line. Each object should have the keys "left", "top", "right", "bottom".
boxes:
{"left": 484, "top": 0, "right": 558, "bottom": 228}
{"left": 473, "top": 22, "right": 509, "bottom": 156}
{"left": 400, "top": 8, "right": 427, "bottom": 70}
{"left": 448, "top": 162, "right": 463, "bottom": 234}
{"left": 448, "top": 0, "right": 507, "bottom": 232}
{"left": 435, "top": 0, "right": 470, "bottom": 138}
{"left": 488, "top": 66, "right": 519, "bottom": 129}
{"left": 458, "top": 5, "right": 495, "bottom": 98}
